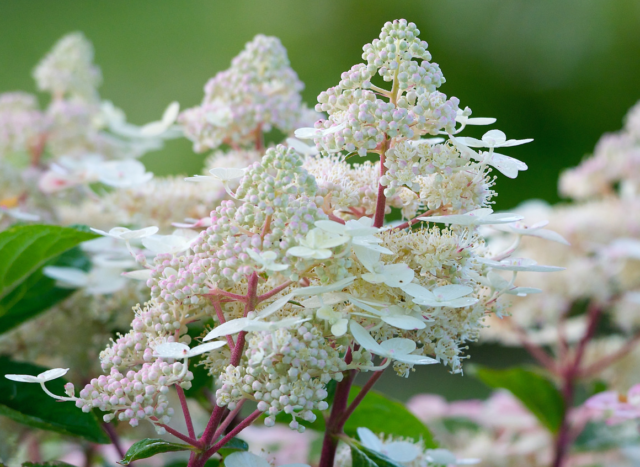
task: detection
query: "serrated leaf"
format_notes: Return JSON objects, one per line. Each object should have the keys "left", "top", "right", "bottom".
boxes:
{"left": 344, "top": 387, "right": 437, "bottom": 448}
{"left": 0, "top": 224, "right": 97, "bottom": 301}
{"left": 216, "top": 436, "right": 249, "bottom": 457}
{"left": 0, "top": 356, "right": 109, "bottom": 443}
{"left": 119, "top": 438, "right": 196, "bottom": 464}
{"left": 473, "top": 365, "right": 564, "bottom": 433}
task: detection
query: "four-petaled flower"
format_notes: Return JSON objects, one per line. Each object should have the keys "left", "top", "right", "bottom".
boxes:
{"left": 454, "top": 129, "right": 533, "bottom": 149}
{"left": 350, "top": 322, "right": 438, "bottom": 366}
{"left": 402, "top": 284, "right": 478, "bottom": 308}
{"left": 287, "top": 228, "right": 349, "bottom": 259}
{"left": 247, "top": 249, "right": 289, "bottom": 272}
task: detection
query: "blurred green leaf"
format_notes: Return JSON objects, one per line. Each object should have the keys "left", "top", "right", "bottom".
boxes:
{"left": 0, "top": 356, "right": 109, "bottom": 443}
{"left": 473, "top": 365, "right": 564, "bottom": 433}
{"left": 216, "top": 436, "right": 249, "bottom": 457}
{"left": 345, "top": 387, "right": 437, "bottom": 448}
{"left": 184, "top": 322, "right": 214, "bottom": 398}
{"left": 119, "top": 438, "right": 196, "bottom": 464}
{"left": 0, "top": 224, "right": 96, "bottom": 300}
{"left": 350, "top": 444, "right": 380, "bottom": 467}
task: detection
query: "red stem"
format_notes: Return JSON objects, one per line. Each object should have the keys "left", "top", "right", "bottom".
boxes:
{"left": 177, "top": 386, "right": 196, "bottom": 439}
{"left": 257, "top": 280, "right": 293, "bottom": 302}
{"left": 202, "top": 410, "right": 262, "bottom": 459}
{"left": 338, "top": 367, "right": 386, "bottom": 426}
{"left": 102, "top": 423, "right": 127, "bottom": 460}
{"left": 551, "top": 303, "right": 603, "bottom": 467}
{"left": 156, "top": 423, "right": 201, "bottom": 446}
{"left": 211, "top": 300, "right": 236, "bottom": 350}
{"left": 207, "top": 289, "right": 247, "bottom": 302}
{"left": 190, "top": 272, "right": 259, "bottom": 467}
{"left": 319, "top": 369, "right": 357, "bottom": 467}
{"left": 392, "top": 209, "right": 436, "bottom": 231}
{"left": 213, "top": 399, "right": 246, "bottom": 440}
{"left": 373, "top": 149, "right": 387, "bottom": 228}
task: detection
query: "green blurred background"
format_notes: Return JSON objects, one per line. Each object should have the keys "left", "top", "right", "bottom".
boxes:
{"left": 1, "top": 0, "right": 638, "bottom": 399}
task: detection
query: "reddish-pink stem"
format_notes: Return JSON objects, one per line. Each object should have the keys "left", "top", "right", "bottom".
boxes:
{"left": 211, "top": 299, "right": 235, "bottom": 350}
{"left": 257, "top": 280, "right": 293, "bottom": 302}
{"left": 212, "top": 399, "right": 246, "bottom": 441}
{"left": 373, "top": 150, "right": 387, "bottom": 228}
{"left": 392, "top": 209, "right": 436, "bottom": 231}
{"left": 202, "top": 410, "right": 262, "bottom": 459}
{"left": 551, "top": 303, "right": 603, "bottom": 467}
{"left": 338, "top": 367, "right": 386, "bottom": 426}
{"left": 102, "top": 423, "right": 127, "bottom": 460}
{"left": 207, "top": 289, "right": 247, "bottom": 302}
{"left": 328, "top": 213, "right": 346, "bottom": 224}
{"left": 156, "top": 423, "right": 200, "bottom": 446}
{"left": 177, "top": 386, "right": 195, "bottom": 440}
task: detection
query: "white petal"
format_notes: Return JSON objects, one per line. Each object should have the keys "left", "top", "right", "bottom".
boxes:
{"left": 286, "top": 246, "right": 318, "bottom": 258}
{"left": 38, "top": 368, "right": 69, "bottom": 381}
{"left": 354, "top": 246, "right": 382, "bottom": 271}
{"left": 314, "top": 220, "right": 346, "bottom": 235}
{"left": 154, "top": 342, "right": 190, "bottom": 359}
{"left": 394, "top": 354, "right": 439, "bottom": 365}
{"left": 482, "top": 129, "right": 507, "bottom": 146}
{"left": 185, "top": 175, "right": 217, "bottom": 183}
{"left": 187, "top": 341, "right": 227, "bottom": 357}
{"left": 506, "top": 287, "right": 542, "bottom": 296}
{"left": 379, "top": 338, "right": 416, "bottom": 355}
{"left": 382, "top": 315, "right": 426, "bottom": 330}
{"left": 209, "top": 167, "right": 246, "bottom": 181}
{"left": 5, "top": 374, "right": 42, "bottom": 383}
{"left": 382, "top": 264, "right": 414, "bottom": 288}
{"left": 224, "top": 451, "right": 271, "bottom": 467}
{"left": 142, "top": 235, "right": 191, "bottom": 254}
{"left": 401, "top": 283, "right": 436, "bottom": 301}
{"left": 293, "top": 276, "right": 357, "bottom": 297}
{"left": 526, "top": 228, "right": 570, "bottom": 246}
{"left": 488, "top": 153, "right": 528, "bottom": 179}
{"left": 293, "top": 127, "right": 319, "bottom": 140}
{"left": 119, "top": 226, "right": 159, "bottom": 240}
{"left": 426, "top": 449, "right": 458, "bottom": 465}
{"left": 43, "top": 266, "right": 88, "bottom": 288}
{"left": 1, "top": 208, "right": 40, "bottom": 221}
{"left": 500, "top": 137, "right": 534, "bottom": 147}
{"left": 350, "top": 321, "right": 383, "bottom": 354}
{"left": 256, "top": 293, "right": 296, "bottom": 318}
{"left": 465, "top": 117, "right": 496, "bottom": 126}
{"left": 453, "top": 136, "right": 485, "bottom": 148}
{"left": 357, "top": 427, "right": 383, "bottom": 452}
{"left": 384, "top": 442, "right": 422, "bottom": 463}
{"left": 331, "top": 319, "right": 349, "bottom": 337}
{"left": 122, "top": 269, "right": 152, "bottom": 281}
{"left": 203, "top": 318, "right": 250, "bottom": 341}
{"left": 443, "top": 296, "right": 480, "bottom": 308}
{"left": 162, "top": 102, "right": 180, "bottom": 126}
{"left": 361, "top": 272, "right": 387, "bottom": 284}
{"left": 433, "top": 284, "right": 473, "bottom": 301}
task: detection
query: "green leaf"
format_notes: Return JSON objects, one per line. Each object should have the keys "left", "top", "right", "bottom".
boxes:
{"left": 349, "top": 441, "right": 404, "bottom": 467}
{"left": 119, "top": 438, "right": 197, "bottom": 465}
{"left": 344, "top": 387, "right": 437, "bottom": 448}
{"left": 0, "top": 224, "right": 97, "bottom": 300}
{"left": 164, "top": 461, "right": 219, "bottom": 467}
{"left": 350, "top": 445, "right": 379, "bottom": 467}
{"left": 0, "top": 356, "right": 109, "bottom": 443}
{"left": 473, "top": 365, "right": 565, "bottom": 433}
{"left": 0, "top": 270, "right": 75, "bottom": 334}
{"left": 216, "top": 436, "right": 249, "bottom": 457}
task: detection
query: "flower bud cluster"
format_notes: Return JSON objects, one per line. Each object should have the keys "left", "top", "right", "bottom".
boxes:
{"left": 216, "top": 323, "right": 347, "bottom": 431}
{"left": 311, "top": 19, "right": 458, "bottom": 157}
{"left": 149, "top": 146, "right": 326, "bottom": 303}
{"left": 304, "top": 155, "right": 419, "bottom": 220}
{"left": 33, "top": 32, "right": 102, "bottom": 101}
{"left": 75, "top": 360, "right": 190, "bottom": 428}
{"left": 181, "top": 35, "right": 306, "bottom": 152}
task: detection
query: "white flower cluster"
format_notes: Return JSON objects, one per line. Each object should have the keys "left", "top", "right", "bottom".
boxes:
{"left": 180, "top": 34, "right": 308, "bottom": 152}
